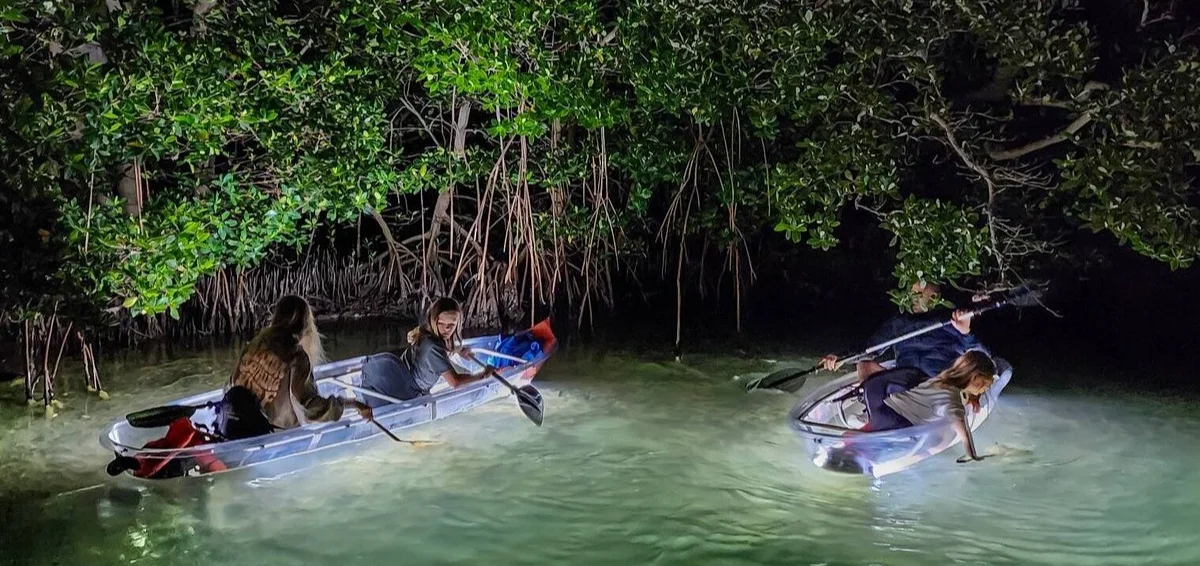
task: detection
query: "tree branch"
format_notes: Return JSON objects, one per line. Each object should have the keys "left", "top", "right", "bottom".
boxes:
{"left": 930, "top": 113, "right": 995, "bottom": 192}
{"left": 987, "top": 112, "right": 1094, "bottom": 161}
{"left": 1123, "top": 140, "right": 1163, "bottom": 150}
{"left": 397, "top": 97, "right": 441, "bottom": 147}
{"left": 369, "top": 209, "right": 422, "bottom": 266}
{"left": 1073, "top": 81, "right": 1110, "bottom": 101}
{"left": 597, "top": 28, "right": 618, "bottom": 46}
{"left": 929, "top": 112, "right": 1006, "bottom": 275}
{"left": 1139, "top": 0, "right": 1175, "bottom": 29}
{"left": 1015, "top": 98, "right": 1076, "bottom": 110}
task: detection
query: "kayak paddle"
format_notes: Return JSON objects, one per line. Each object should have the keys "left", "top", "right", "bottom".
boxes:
{"left": 462, "top": 350, "right": 545, "bottom": 427}
{"left": 744, "top": 283, "right": 1046, "bottom": 393}
{"left": 366, "top": 418, "right": 440, "bottom": 447}
{"left": 130, "top": 397, "right": 439, "bottom": 446}
{"left": 327, "top": 381, "right": 443, "bottom": 446}
{"left": 126, "top": 401, "right": 221, "bottom": 428}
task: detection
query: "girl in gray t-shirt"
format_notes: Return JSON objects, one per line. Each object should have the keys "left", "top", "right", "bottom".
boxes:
{"left": 359, "top": 297, "right": 495, "bottom": 406}
{"left": 865, "top": 350, "right": 997, "bottom": 463}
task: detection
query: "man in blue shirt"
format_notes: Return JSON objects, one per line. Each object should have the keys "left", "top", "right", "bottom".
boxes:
{"left": 818, "top": 282, "right": 990, "bottom": 417}
{"left": 819, "top": 282, "right": 987, "bottom": 380}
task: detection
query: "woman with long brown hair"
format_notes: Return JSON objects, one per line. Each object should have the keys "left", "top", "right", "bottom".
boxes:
{"left": 358, "top": 297, "right": 494, "bottom": 407}
{"left": 861, "top": 350, "right": 997, "bottom": 462}
{"left": 223, "top": 295, "right": 372, "bottom": 437}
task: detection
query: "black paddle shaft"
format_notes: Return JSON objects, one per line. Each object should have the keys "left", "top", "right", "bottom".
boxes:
{"left": 126, "top": 400, "right": 221, "bottom": 428}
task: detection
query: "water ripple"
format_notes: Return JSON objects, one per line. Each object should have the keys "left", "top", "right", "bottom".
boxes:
{"left": 4, "top": 344, "right": 1200, "bottom": 565}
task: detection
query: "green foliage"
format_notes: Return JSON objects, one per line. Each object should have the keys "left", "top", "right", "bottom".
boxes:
{"left": 2, "top": 0, "right": 1198, "bottom": 329}
{"left": 882, "top": 197, "right": 989, "bottom": 307}
{"left": 1059, "top": 45, "right": 1200, "bottom": 269}
{"left": 4, "top": 1, "right": 401, "bottom": 318}
{"left": 57, "top": 178, "right": 307, "bottom": 317}
{"left": 770, "top": 125, "right": 901, "bottom": 250}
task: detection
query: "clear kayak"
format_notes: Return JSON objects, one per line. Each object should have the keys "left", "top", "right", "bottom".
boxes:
{"left": 99, "top": 320, "right": 556, "bottom": 481}
{"left": 788, "top": 357, "right": 1013, "bottom": 477}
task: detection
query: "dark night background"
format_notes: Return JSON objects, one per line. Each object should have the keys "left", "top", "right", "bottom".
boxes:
{"left": 594, "top": 226, "right": 1200, "bottom": 394}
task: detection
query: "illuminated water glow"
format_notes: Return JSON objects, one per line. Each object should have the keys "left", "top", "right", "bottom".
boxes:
{"left": 2, "top": 328, "right": 1198, "bottom": 565}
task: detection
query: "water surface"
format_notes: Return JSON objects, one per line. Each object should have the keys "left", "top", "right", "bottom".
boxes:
{"left": 2, "top": 324, "right": 1198, "bottom": 566}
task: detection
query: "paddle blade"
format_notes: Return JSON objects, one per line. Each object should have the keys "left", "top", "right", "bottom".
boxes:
{"left": 769, "top": 374, "right": 810, "bottom": 394}
{"left": 404, "top": 440, "right": 441, "bottom": 448}
{"left": 369, "top": 418, "right": 441, "bottom": 447}
{"left": 126, "top": 404, "right": 201, "bottom": 428}
{"left": 746, "top": 366, "right": 817, "bottom": 393}
{"left": 515, "top": 384, "right": 544, "bottom": 426}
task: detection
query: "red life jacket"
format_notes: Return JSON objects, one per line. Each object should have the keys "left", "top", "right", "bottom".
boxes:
{"left": 132, "top": 418, "right": 228, "bottom": 478}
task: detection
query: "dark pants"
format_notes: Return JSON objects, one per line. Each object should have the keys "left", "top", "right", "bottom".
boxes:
{"left": 861, "top": 367, "right": 925, "bottom": 431}
{"left": 217, "top": 386, "right": 275, "bottom": 440}
{"left": 358, "top": 354, "right": 424, "bottom": 408}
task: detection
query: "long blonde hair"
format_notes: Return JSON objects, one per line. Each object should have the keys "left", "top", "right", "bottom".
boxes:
{"left": 407, "top": 297, "right": 462, "bottom": 349}
{"left": 933, "top": 350, "right": 996, "bottom": 390}
{"left": 270, "top": 295, "right": 326, "bottom": 366}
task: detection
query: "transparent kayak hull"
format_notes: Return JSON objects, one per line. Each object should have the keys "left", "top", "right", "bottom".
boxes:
{"left": 99, "top": 326, "right": 555, "bottom": 481}
{"left": 788, "top": 358, "right": 1012, "bottom": 478}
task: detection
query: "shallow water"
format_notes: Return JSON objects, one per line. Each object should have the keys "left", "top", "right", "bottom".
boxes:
{"left": 2, "top": 325, "right": 1199, "bottom": 566}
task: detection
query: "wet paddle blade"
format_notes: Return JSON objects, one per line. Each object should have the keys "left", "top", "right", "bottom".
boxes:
{"left": 369, "top": 418, "right": 440, "bottom": 447}
{"left": 746, "top": 366, "right": 816, "bottom": 393}
{"left": 515, "top": 384, "right": 544, "bottom": 427}
{"left": 768, "top": 373, "right": 809, "bottom": 394}
{"left": 404, "top": 440, "right": 441, "bottom": 448}
{"left": 460, "top": 349, "right": 544, "bottom": 426}
{"left": 126, "top": 404, "right": 202, "bottom": 428}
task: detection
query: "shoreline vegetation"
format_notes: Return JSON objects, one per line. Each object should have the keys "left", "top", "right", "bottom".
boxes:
{"left": 2, "top": 1, "right": 1199, "bottom": 409}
